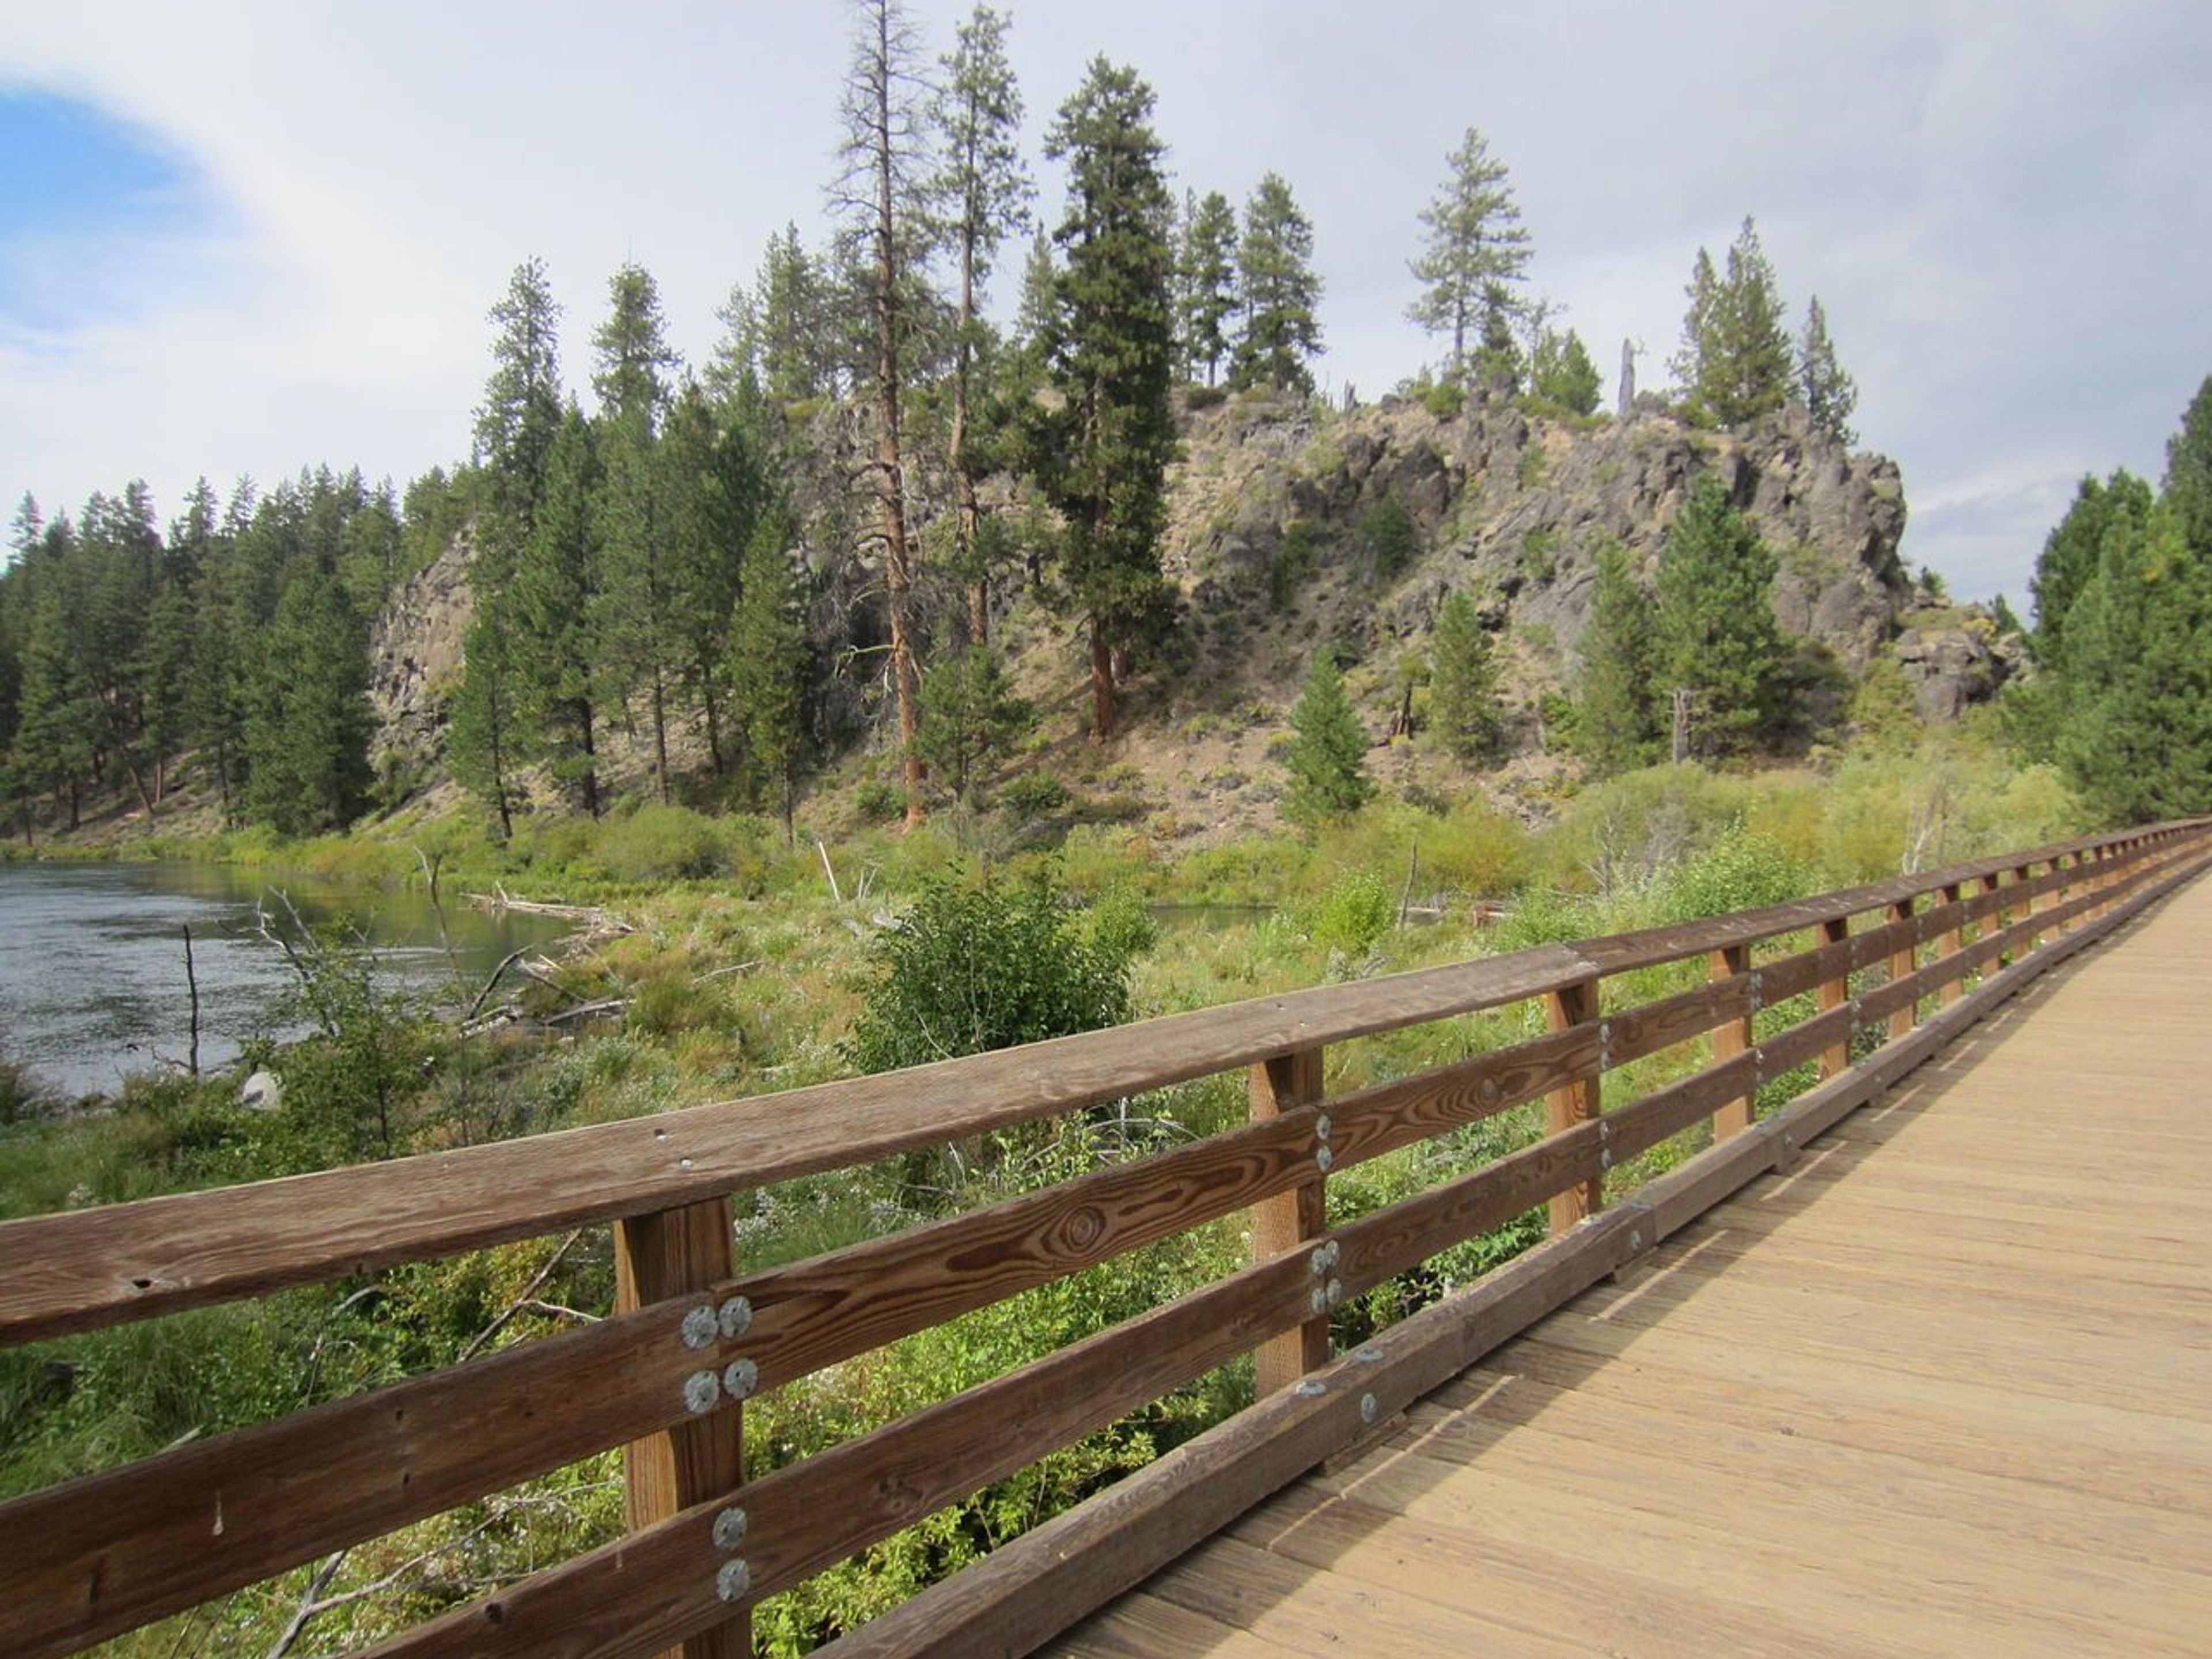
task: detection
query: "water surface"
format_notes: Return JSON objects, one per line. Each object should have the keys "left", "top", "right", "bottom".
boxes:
{"left": 0, "top": 862, "right": 569, "bottom": 1100}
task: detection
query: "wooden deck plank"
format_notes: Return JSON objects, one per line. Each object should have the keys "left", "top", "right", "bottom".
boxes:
{"left": 1041, "top": 870, "right": 2212, "bottom": 1658}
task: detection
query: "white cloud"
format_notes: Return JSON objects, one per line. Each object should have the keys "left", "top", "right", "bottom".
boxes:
{"left": 2, "top": 0, "right": 2207, "bottom": 601}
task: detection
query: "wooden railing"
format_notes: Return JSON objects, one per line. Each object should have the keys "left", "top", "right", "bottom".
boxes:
{"left": 3, "top": 819, "right": 2208, "bottom": 1659}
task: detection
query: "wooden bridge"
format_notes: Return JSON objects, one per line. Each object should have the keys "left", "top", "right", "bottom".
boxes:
{"left": 3, "top": 820, "right": 2208, "bottom": 1658}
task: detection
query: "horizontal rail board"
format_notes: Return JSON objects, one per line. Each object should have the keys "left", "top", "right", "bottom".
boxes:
{"left": 3, "top": 824, "right": 2190, "bottom": 1346}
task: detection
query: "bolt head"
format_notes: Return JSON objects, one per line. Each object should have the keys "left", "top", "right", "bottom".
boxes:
{"left": 1315, "top": 1112, "right": 1334, "bottom": 1141}
{"left": 1310, "top": 1286, "right": 1329, "bottom": 1316}
{"left": 1294, "top": 1379, "right": 1327, "bottom": 1398}
{"left": 1325, "top": 1277, "right": 1343, "bottom": 1308}
{"left": 680, "top": 1306, "right": 719, "bottom": 1350}
{"left": 1316, "top": 1146, "right": 1335, "bottom": 1173}
{"left": 716, "top": 1559, "right": 752, "bottom": 1603}
{"left": 718, "top": 1295, "right": 754, "bottom": 1339}
{"left": 683, "top": 1370, "right": 721, "bottom": 1415}
{"left": 723, "top": 1357, "right": 760, "bottom": 1401}
{"left": 1629, "top": 1230, "right": 1644, "bottom": 1251}
{"left": 1354, "top": 1344, "right": 1383, "bottom": 1363}
{"left": 1360, "top": 1392, "right": 1379, "bottom": 1425}
{"left": 712, "top": 1506, "right": 749, "bottom": 1551}
{"left": 1600, "top": 1149, "right": 1613, "bottom": 1169}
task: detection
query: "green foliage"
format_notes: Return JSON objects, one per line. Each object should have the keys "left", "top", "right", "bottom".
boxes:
{"left": 916, "top": 644, "right": 1033, "bottom": 807}
{"left": 1174, "top": 189, "right": 1238, "bottom": 385}
{"left": 1428, "top": 590, "right": 1500, "bottom": 762}
{"left": 1358, "top": 495, "right": 1419, "bottom": 581}
{"left": 1281, "top": 655, "right": 1374, "bottom": 826}
{"left": 726, "top": 508, "right": 813, "bottom": 831}
{"left": 845, "top": 872, "right": 1139, "bottom": 1074}
{"left": 2028, "top": 470, "right": 2152, "bottom": 668}
{"left": 1228, "top": 173, "right": 1324, "bottom": 394}
{"left": 1673, "top": 218, "right": 1793, "bottom": 428}
{"left": 1654, "top": 826, "right": 1810, "bottom": 922}
{"left": 1296, "top": 868, "right": 1394, "bottom": 958}
{"left": 1798, "top": 295, "right": 1858, "bottom": 445}
{"left": 1033, "top": 58, "right": 1177, "bottom": 740}
{"left": 1268, "top": 520, "right": 1323, "bottom": 608}
{"left": 1653, "top": 478, "right": 1787, "bottom": 755}
{"left": 241, "top": 566, "right": 374, "bottom": 836}
{"left": 596, "top": 804, "right": 766, "bottom": 885}
{"left": 1000, "top": 770, "right": 1069, "bottom": 819}
{"left": 1407, "top": 127, "right": 1531, "bottom": 377}
{"left": 509, "top": 406, "right": 605, "bottom": 813}
{"left": 1530, "top": 328, "right": 1602, "bottom": 416}
{"left": 1849, "top": 657, "right": 1922, "bottom": 753}
{"left": 1575, "top": 542, "right": 1658, "bottom": 775}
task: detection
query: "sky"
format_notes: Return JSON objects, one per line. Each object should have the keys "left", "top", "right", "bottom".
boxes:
{"left": 2, "top": 1, "right": 2207, "bottom": 603}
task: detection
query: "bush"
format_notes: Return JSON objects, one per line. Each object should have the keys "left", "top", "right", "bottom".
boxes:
{"left": 855, "top": 778, "right": 906, "bottom": 824}
{"left": 1001, "top": 771, "right": 1070, "bottom": 820}
{"left": 597, "top": 805, "right": 738, "bottom": 884}
{"left": 1655, "top": 827, "right": 1812, "bottom": 922}
{"left": 1298, "top": 869, "right": 1394, "bottom": 958}
{"left": 1359, "top": 495, "right": 1419, "bottom": 581}
{"left": 845, "top": 873, "right": 1142, "bottom": 1075}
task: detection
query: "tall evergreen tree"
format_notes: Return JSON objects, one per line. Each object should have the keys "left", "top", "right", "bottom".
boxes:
{"left": 2028, "top": 471, "right": 2153, "bottom": 670}
{"left": 726, "top": 508, "right": 814, "bottom": 838}
{"left": 932, "top": 3, "right": 1031, "bottom": 647}
{"left": 1531, "top": 328, "right": 1603, "bottom": 416}
{"left": 510, "top": 406, "right": 605, "bottom": 814}
{"left": 916, "top": 643, "right": 1031, "bottom": 808}
{"left": 658, "top": 383, "right": 768, "bottom": 777}
{"left": 2161, "top": 373, "right": 2212, "bottom": 555}
{"left": 592, "top": 263, "right": 680, "bottom": 429}
{"left": 1798, "top": 295, "right": 1858, "bottom": 445}
{"left": 1428, "top": 589, "right": 1501, "bottom": 761}
{"left": 1033, "top": 57, "right": 1177, "bottom": 742}
{"left": 1282, "top": 653, "right": 1373, "bottom": 825}
{"left": 1675, "top": 218, "right": 1793, "bottom": 427}
{"left": 1229, "top": 173, "right": 1323, "bottom": 395}
{"left": 2054, "top": 495, "right": 2212, "bottom": 821}
{"left": 243, "top": 566, "right": 373, "bottom": 835}
{"left": 836, "top": 0, "right": 935, "bottom": 830}
{"left": 1407, "top": 127, "right": 1531, "bottom": 378}
{"left": 1653, "top": 477, "right": 1787, "bottom": 754}
{"left": 1575, "top": 542, "right": 1659, "bottom": 774}
{"left": 1175, "top": 188, "right": 1238, "bottom": 387}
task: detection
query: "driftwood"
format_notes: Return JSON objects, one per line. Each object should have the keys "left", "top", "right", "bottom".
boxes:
{"left": 461, "top": 885, "right": 634, "bottom": 934}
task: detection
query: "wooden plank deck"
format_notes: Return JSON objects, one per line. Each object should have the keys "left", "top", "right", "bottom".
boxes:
{"left": 1049, "top": 874, "right": 2212, "bottom": 1657}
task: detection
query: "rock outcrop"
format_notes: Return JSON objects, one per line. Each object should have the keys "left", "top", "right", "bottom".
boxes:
{"left": 368, "top": 524, "right": 474, "bottom": 782}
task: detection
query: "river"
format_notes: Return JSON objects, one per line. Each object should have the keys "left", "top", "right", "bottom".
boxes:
{"left": 0, "top": 861, "right": 571, "bottom": 1101}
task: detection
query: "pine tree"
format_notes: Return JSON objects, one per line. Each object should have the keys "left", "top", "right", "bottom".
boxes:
{"left": 448, "top": 611, "right": 521, "bottom": 834}
{"left": 1653, "top": 477, "right": 1788, "bottom": 755}
{"left": 1428, "top": 589, "right": 1501, "bottom": 761}
{"left": 1676, "top": 219, "right": 1793, "bottom": 427}
{"left": 592, "top": 263, "right": 680, "bottom": 430}
{"left": 1531, "top": 328, "right": 1603, "bottom": 416}
{"left": 1176, "top": 189, "right": 1238, "bottom": 387}
{"left": 836, "top": 0, "right": 936, "bottom": 830}
{"left": 916, "top": 643, "right": 1031, "bottom": 807}
{"left": 2161, "top": 373, "right": 2212, "bottom": 555}
{"left": 746, "top": 225, "right": 835, "bottom": 404}
{"left": 243, "top": 566, "right": 373, "bottom": 835}
{"left": 657, "top": 384, "right": 767, "bottom": 777}
{"left": 1407, "top": 127, "right": 1532, "bottom": 378}
{"left": 2028, "top": 471, "right": 2152, "bottom": 669}
{"left": 1229, "top": 173, "right": 1323, "bottom": 395}
{"left": 930, "top": 5, "right": 1031, "bottom": 647}
{"left": 510, "top": 406, "right": 604, "bottom": 814}
{"left": 1282, "top": 654, "right": 1373, "bottom": 825}
{"left": 1576, "top": 543, "right": 1658, "bottom": 774}
{"left": 1798, "top": 295, "right": 1858, "bottom": 445}
{"left": 1013, "top": 224, "right": 1058, "bottom": 351}
{"left": 1034, "top": 57, "right": 1178, "bottom": 742}
{"left": 725, "top": 509, "right": 813, "bottom": 838}
{"left": 2054, "top": 496, "right": 2212, "bottom": 821}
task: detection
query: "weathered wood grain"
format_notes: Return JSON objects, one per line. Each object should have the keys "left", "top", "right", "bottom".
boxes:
{"left": 1544, "top": 980, "right": 1603, "bottom": 1232}
{"left": 1249, "top": 1048, "right": 1327, "bottom": 1395}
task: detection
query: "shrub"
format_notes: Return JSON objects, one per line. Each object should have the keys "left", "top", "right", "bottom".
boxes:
{"left": 1656, "top": 827, "right": 1812, "bottom": 922}
{"left": 1001, "top": 771, "right": 1070, "bottom": 820}
{"left": 855, "top": 779, "right": 905, "bottom": 823}
{"left": 845, "top": 873, "right": 1141, "bottom": 1075}
{"left": 1359, "top": 495, "right": 1418, "bottom": 581}
{"left": 1298, "top": 869, "right": 1394, "bottom": 958}
{"left": 599, "top": 805, "right": 734, "bottom": 883}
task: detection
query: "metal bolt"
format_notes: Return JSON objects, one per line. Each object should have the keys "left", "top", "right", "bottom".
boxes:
{"left": 1316, "top": 1146, "right": 1335, "bottom": 1173}
{"left": 712, "top": 1506, "right": 748, "bottom": 1551}
{"left": 722, "top": 1358, "right": 760, "bottom": 1401}
{"left": 1598, "top": 1020, "right": 1613, "bottom": 1045}
{"left": 1360, "top": 1392, "right": 1380, "bottom": 1425}
{"left": 1310, "top": 1286, "right": 1330, "bottom": 1317}
{"left": 1295, "top": 1379, "right": 1327, "bottom": 1398}
{"left": 1354, "top": 1345, "right": 1383, "bottom": 1363}
{"left": 716, "top": 1559, "right": 752, "bottom": 1603}
{"left": 680, "top": 1305, "right": 719, "bottom": 1350}
{"left": 1323, "top": 1239, "right": 1341, "bottom": 1268}
{"left": 718, "top": 1295, "right": 754, "bottom": 1339}
{"left": 1315, "top": 1111, "right": 1334, "bottom": 1142}
{"left": 1629, "top": 1230, "right": 1643, "bottom": 1251}
{"left": 683, "top": 1370, "right": 721, "bottom": 1415}
{"left": 1310, "top": 1247, "right": 1330, "bottom": 1276}
{"left": 1600, "top": 1148, "right": 1613, "bottom": 1170}
{"left": 1325, "top": 1277, "right": 1343, "bottom": 1308}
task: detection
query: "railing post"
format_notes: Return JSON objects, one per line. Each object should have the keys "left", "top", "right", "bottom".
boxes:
{"left": 1250, "top": 1046, "right": 1327, "bottom": 1396}
{"left": 1545, "top": 980, "right": 1604, "bottom": 1233}
{"left": 2026, "top": 859, "right": 2052, "bottom": 950}
{"left": 1817, "top": 916, "right": 1851, "bottom": 1080}
{"left": 1983, "top": 871, "right": 2008, "bottom": 968}
{"left": 1709, "top": 944, "right": 1754, "bottom": 1139}
{"left": 1886, "top": 897, "right": 1917, "bottom": 1041}
{"left": 1936, "top": 881, "right": 1965, "bottom": 1005}
{"left": 614, "top": 1199, "right": 746, "bottom": 1659}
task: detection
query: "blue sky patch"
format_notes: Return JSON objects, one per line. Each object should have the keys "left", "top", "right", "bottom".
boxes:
{"left": 0, "top": 89, "right": 198, "bottom": 240}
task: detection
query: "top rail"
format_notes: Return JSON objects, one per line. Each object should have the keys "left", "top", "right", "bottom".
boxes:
{"left": 0, "top": 818, "right": 2196, "bottom": 1347}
